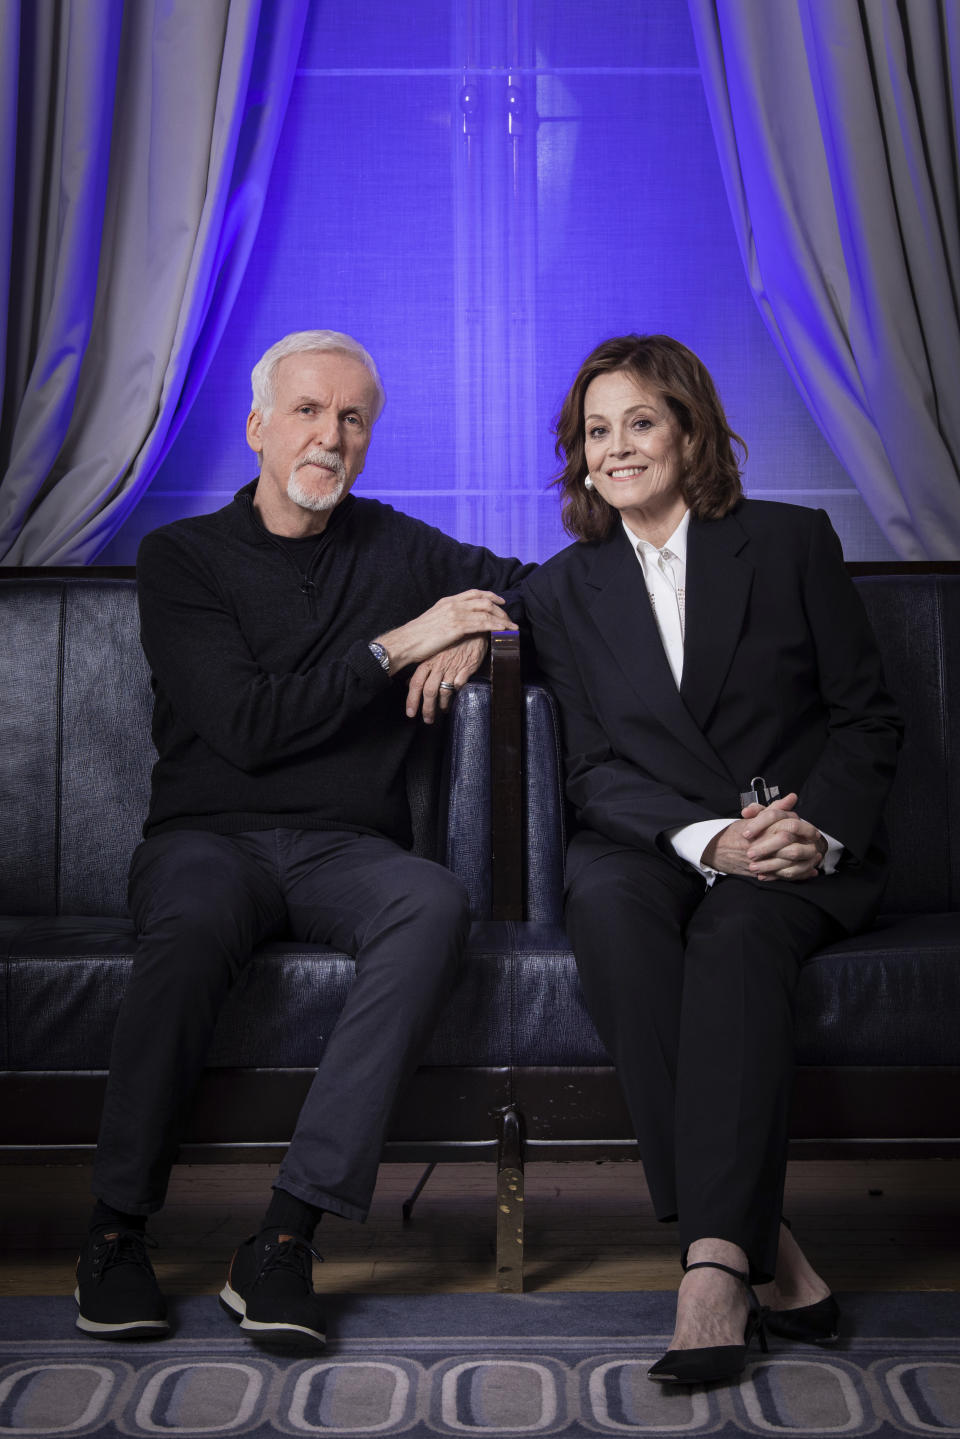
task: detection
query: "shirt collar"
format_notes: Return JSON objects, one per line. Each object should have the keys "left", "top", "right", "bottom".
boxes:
{"left": 623, "top": 508, "right": 690, "bottom": 563}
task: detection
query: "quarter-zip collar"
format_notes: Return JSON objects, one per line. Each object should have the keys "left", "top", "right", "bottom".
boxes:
{"left": 232, "top": 479, "right": 357, "bottom": 543}
{"left": 232, "top": 479, "right": 358, "bottom": 617}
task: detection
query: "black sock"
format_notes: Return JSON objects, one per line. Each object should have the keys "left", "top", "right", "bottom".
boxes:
{"left": 90, "top": 1200, "right": 147, "bottom": 1234}
{"left": 262, "top": 1188, "right": 323, "bottom": 1240}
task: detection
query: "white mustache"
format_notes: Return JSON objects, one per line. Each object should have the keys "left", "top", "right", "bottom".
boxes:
{"left": 295, "top": 449, "right": 346, "bottom": 482}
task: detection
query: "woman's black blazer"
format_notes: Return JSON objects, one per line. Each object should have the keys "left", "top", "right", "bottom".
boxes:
{"left": 522, "top": 499, "right": 903, "bottom": 933}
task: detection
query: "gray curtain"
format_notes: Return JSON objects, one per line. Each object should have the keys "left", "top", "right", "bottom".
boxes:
{"left": 0, "top": 0, "right": 307, "bottom": 565}
{"left": 689, "top": 0, "right": 960, "bottom": 559}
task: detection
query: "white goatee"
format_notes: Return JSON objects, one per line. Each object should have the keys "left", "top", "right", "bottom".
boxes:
{"left": 287, "top": 450, "right": 347, "bottom": 512}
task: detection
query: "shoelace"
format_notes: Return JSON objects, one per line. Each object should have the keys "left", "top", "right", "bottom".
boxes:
{"left": 258, "top": 1235, "right": 324, "bottom": 1281}
{"left": 91, "top": 1230, "right": 157, "bottom": 1283}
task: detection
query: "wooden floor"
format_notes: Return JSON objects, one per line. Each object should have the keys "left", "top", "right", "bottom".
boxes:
{"left": 2, "top": 1157, "right": 959, "bottom": 1297}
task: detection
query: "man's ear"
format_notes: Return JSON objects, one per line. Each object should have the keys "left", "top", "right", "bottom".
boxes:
{"left": 246, "top": 408, "right": 263, "bottom": 456}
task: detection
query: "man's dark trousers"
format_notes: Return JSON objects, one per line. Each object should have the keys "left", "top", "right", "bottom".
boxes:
{"left": 92, "top": 828, "right": 470, "bottom": 1220}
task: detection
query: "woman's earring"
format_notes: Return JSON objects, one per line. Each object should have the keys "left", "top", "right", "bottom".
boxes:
{"left": 583, "top": 474, "right": 595, "bottom": 491}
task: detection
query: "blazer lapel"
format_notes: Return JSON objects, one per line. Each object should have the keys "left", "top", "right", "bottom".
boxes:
{"left": 680, "top": 511, "right": 753, "bottom": 731}
{"left": 583, "top": 527, "right": 733, "bottom": 784}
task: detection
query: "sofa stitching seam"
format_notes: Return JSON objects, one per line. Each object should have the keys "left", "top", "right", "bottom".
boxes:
{"left": 54, "top": 585, "right": 66, "bottom": 916}
{"left": 938, "top": 581, "right": 954, "bottom": 911}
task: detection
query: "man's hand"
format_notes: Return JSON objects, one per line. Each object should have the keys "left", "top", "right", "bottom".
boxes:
{"left": 406, "top": 636, "right": 489, "bottom": 723}
{"left": 701, "top": 793, "right": 827, "bottom": 882}
{"left": 376, "top": 590, "right": 516, "bottom": 675}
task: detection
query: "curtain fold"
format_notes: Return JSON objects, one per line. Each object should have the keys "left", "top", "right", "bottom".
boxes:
{"left": 0, "top": 0, "right": 308, "bottom": 565}
{"left": 689, "top": 0, "right": 960, "bottom": 558}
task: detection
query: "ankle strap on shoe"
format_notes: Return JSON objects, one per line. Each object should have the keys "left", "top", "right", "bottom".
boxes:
{"left": 683, "top": 1258, "right": 768, "bottom": 1347}
{"left": 683, "top": 1260, "right": 749, "bottom": 1284}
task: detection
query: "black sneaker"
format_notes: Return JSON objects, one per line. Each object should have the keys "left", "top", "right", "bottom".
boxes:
{"left": 75, "top": 1229, "right": 169, "bottom": 1338}
{"left": 219, "top": 1229, "right": 325, "bottom": 1347}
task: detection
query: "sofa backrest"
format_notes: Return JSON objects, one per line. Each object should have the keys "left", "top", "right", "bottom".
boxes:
{"left": 855, "top": 573, "right": 960, "bottom": 914}
{"left": 1, "top": 577, "right": 153, "bottom": 918}
{"left": 0, "top": 573, "right": 489, "bottom": 919}
{"left": 521, "top": 570, "right": 960, "bottom": 921}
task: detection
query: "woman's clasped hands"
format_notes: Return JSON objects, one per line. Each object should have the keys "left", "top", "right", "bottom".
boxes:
{"left": 701, "top": 792, "right": 828, "bottom": 882}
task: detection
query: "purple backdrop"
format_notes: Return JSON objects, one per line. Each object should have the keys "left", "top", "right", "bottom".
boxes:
{"left": 97, "top": 0, "right": 897, "bottom": 566}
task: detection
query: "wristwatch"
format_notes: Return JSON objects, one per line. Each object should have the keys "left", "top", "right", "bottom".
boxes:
{"left": 368, "top": 641, "right": 391, "bottom": 673}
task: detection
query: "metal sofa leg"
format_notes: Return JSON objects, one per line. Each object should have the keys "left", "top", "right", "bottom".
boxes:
{"left": 495, "top": 1105, "right": 525, "bottom": 1292}
{"left": 401, "top": 1162, "right": 437, "bottom": 1223}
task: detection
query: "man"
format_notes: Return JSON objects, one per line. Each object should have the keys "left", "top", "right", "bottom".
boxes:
{"left": 75, "top": 330, "right": 531, "bottom": 1346}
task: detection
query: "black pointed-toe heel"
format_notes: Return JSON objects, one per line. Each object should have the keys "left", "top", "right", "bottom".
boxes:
{"left": 648, "top": 1260, "right": 769, "bottom": 1386}
{"left": 772, "top": 1217, "right": 840, "bottom": 1344}
{"left": 765, "top": 1293, "right": 840, "bottom": 1345}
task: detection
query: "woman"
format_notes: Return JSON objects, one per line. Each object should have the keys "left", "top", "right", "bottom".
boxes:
{"left": 523, "top": 335, "right": 901, "bottom": 1384}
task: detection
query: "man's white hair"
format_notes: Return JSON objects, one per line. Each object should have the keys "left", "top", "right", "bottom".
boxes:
{"left": 250, "top": 330, "right": 385, "bottom": 421}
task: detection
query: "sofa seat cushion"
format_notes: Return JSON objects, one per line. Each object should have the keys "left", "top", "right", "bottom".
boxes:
{"left": 794, "top": 912, "right": 960, "bottom": 1065}
{"left": 510, "top": 922, "right": 609, "bottom": 1065}
{"left": 6, "top": 910, "right": 957, "bottom": 1074}
{"left": 0, "top": 916, "right": 514, "bottom": 1070}
{"left": 507, "top": 916, "right": 960, "bottom": 1068}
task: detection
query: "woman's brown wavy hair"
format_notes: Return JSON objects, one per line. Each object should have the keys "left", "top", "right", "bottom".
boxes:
{"left": 553, "top": 334, "right": 746, "bottom": 541}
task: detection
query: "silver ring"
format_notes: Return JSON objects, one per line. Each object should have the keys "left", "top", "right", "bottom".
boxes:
{"left": 439, "top": 681, "right": 456, "bottom": 692}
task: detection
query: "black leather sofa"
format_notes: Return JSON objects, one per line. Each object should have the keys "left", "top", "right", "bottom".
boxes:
{"left": 1, "top": 565, "right": 959, "bottom": 1291}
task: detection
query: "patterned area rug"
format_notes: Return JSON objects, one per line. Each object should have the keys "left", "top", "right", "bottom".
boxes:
{"left": 1, "top": 1291, "right": 959, "bottom": 1437}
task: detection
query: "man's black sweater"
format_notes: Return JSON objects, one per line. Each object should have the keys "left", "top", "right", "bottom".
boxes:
{"left": 137, "top": 483, "right": 531, "bottom": 845}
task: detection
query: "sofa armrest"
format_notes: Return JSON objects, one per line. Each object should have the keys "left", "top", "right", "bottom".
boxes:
{"left": 490, "top": 630, "right": 523, "bottom": 920}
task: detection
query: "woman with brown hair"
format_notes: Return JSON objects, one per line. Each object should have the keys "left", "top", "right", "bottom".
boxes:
{"left": 523, "top": 334, "right": 901, "bottom": 1384}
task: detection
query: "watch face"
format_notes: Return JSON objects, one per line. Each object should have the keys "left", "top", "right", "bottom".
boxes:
{"left": 369, "top": 641, "right": 390, "bottom": 671}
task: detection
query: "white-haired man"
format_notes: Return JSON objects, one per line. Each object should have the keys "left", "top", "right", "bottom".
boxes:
{"left": 75, "top": 332, "right": 532, "bottom": 1346}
